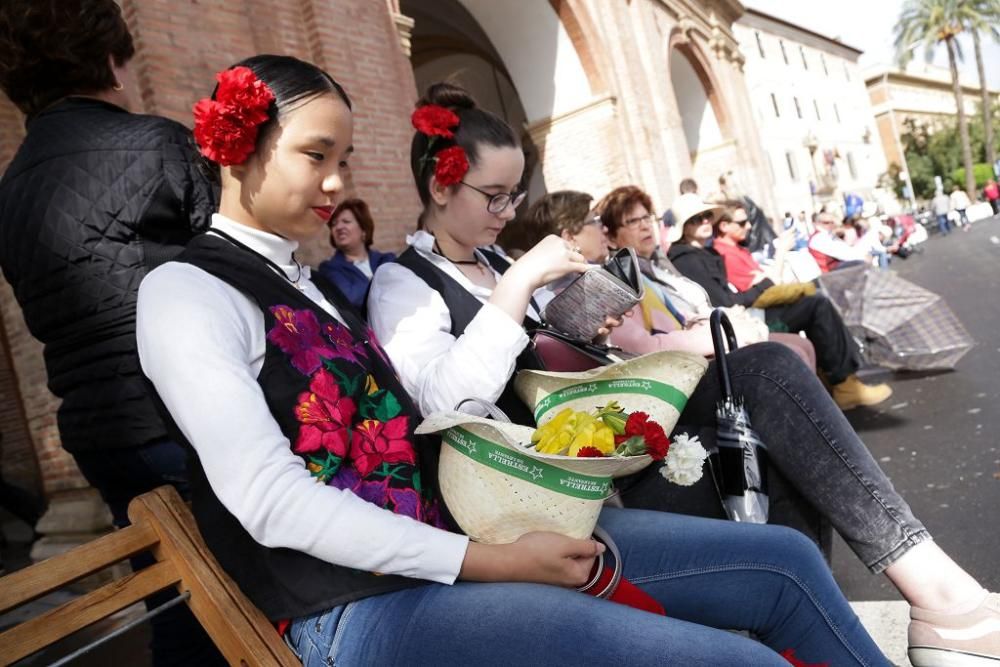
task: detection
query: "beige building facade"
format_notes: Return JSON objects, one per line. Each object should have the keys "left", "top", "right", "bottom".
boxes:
{"left": 866, "top": 63, "right": 1000, "bottom": 169}
{"left": 733, "top": 9, "right": 889, "bottom": 217}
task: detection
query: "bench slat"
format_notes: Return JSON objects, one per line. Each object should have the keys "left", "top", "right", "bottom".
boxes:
{"left": 0, "top": 523, "right": 159, "bottom": 615}
{"left": 0, "top": 559, "right": 180, "bottom": 666}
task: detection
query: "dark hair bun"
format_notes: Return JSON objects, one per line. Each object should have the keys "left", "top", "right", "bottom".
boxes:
{"left": 417, "top": 82, "right": 476, "bottom": 111}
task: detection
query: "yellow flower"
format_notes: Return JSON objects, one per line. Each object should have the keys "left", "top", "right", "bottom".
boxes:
{"left": 365, "top": 375, "right": 380, "bottom": 395}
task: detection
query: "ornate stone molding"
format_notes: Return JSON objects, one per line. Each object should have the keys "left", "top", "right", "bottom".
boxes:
{"left": 392, "top": 12, "right": 415, "bottom": 57}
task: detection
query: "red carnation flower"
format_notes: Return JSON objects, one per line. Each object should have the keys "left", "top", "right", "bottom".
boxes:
{"left": 642, "top": 421, "right": 671, "bottom": 461}
{"left": 214, "top": 66, "right": 274, "bottom": 125}
{"left": 192, "top": 66, "right": 274, "bottom": 166}
{"left": 434, "top": 146, "right": 469, "bottom": 186}
{"left": 624, "top": 411, "right": 650, "bottom": 437}
{"left": 576, "top": 446, "right": 606, "bottom": 458}
{"left": 412, "top": 104, "right": 459, "bottom": 138}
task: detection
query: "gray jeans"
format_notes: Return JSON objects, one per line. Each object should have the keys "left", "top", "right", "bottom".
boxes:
{"left": 620, "top": 342, "right": 929, "bottom": 573}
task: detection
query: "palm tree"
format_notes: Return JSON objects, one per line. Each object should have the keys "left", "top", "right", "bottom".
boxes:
{"left": 961, "top": 0, "right": 1000, "bottom": 170}
{"left": 895, "top": 0, "right": 975, "bottom": 197}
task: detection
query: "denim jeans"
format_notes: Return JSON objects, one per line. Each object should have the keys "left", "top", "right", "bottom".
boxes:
{"left": 621, "top": 342, "right": 930, "bottom": 573}
{"left": 287, "top": 508, "right": 888, "bottom": 666}
{"left": 72, "top": 439, "right": 226, "bottom": 667}
{"left": 937, "top": 214, "right": 951, "bottom": 235}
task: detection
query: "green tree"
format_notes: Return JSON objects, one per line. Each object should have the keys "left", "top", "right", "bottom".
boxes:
{"left": 895, "top": 0, "right": 976, "bottom": 197}
{"left": 959, "top": 0, "right": 1000, "bottom": 169}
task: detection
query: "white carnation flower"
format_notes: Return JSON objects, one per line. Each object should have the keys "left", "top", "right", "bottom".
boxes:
{"left": 660, "top": 433, "right": 708, "bottom": 486}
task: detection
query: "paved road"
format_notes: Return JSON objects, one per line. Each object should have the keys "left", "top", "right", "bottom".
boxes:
{"left": 833, "top": 214, "right": 1000, "bottom": 601}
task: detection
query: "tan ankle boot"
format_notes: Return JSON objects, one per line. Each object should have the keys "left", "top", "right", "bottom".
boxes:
{"left": 831, "top": 374, "right": 893, "bottom": 410}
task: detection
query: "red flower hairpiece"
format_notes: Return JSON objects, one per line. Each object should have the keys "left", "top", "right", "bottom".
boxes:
{"left": 193, "top": 66, "right": 275, "bottom": 166}
{"left": 411, "top": 104, "right": 459, "bottom": 138}
{"left": 434, "top": 145, "right": 469, "bottom": 187}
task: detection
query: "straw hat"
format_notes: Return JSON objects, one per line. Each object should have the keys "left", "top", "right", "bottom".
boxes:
{"left": 667, "top": 193, "right": 723, "bottom": 243}
{"left": 416, "top": 411, "right": 652, "bottom": 544}
{"left": 514, "top": 350, "right": 708, "bottom": 434}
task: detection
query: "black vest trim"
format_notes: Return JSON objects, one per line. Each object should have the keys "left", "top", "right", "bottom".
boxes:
{"left": 394, "top": 247, "right": 540, "bottom": 425}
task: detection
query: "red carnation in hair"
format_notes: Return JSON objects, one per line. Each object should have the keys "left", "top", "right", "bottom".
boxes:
{"left": 192, "top": 66, "right": 275, "bottom": 166}
{"left": 412, "top": 104, "right": 459, "bottom": 138}
{"left": 576, "top": 446, "right": 606, "bottom": 458}
{"left": 434, "top": 146, "right": 469, "bottom": 187}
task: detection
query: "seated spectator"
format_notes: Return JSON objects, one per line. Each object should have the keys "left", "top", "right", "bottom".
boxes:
{"left": 712, "top": 204, "right": 796, "bottom": 292}
{"left": 808, "top": 212, "right": 870, "bottom": 272}
{"left": 520, "top": 190, "right": 608, "bottom": 264}
{"left": 665, "top": 193, "right": 893, "bottom": 411}
{"left": 317, "top": 198, "right": 395, "bottom": 309}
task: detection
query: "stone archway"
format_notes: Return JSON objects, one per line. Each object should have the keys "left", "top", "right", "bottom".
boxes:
{"left": 668, "top": 40, "right": 739, "bottom": 196}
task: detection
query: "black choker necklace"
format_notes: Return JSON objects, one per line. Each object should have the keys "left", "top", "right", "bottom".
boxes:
{"left": 433, "top": 240, "right": 480, "bottom": 266}
{"left": 210, "top": 228, "right": 304, "bottom": 287}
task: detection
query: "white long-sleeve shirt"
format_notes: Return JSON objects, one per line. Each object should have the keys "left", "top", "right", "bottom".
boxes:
{"left": 136, "top": 214, "right": 468, "bottom": 585}
{"left": 367, "top": 230, "right": 552, "bottom": 417}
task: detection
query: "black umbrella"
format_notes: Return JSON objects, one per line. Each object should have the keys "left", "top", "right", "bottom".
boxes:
{"left": 708, "top": 309, "right": 769, "bottom": 523}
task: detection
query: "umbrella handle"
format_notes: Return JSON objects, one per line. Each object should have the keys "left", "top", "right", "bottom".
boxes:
{"left": 710, "top": 308, "right": 738, "bottom": 401}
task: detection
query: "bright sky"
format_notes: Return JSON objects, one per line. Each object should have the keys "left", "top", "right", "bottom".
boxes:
{"left": 743, "top": 0, "right": 1000, "bottom": 88}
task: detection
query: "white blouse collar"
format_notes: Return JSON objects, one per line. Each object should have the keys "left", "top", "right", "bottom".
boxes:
{"left": 209, "top": 213, "right": 309, "bottom": 281}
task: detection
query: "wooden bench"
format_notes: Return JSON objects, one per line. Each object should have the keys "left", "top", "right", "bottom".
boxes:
{"left": 0, "top": 485, "right": 298, "bottom": 666}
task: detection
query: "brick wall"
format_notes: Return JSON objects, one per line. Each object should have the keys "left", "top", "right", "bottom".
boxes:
{"left": 0, "top": 0, "right": 423, "bottom": 497}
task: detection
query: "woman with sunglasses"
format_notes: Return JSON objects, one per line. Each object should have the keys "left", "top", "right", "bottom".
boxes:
{"left": 666, "top": 193, "right": 892, "bottom": 411}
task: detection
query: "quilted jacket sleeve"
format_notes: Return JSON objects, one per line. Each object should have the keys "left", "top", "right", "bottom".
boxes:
{"left": 160, "top": 121, "right": 217, "bottom": 233}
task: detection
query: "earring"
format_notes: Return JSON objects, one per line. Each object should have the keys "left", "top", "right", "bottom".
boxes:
{"left": 113, "top": 82, "right": 124, "bottom": 92}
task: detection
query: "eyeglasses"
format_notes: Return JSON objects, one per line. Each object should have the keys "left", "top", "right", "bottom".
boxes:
{"left": 582, "top": 214, "right": 604, "bottom": 228}
{"left": 460, "top": 181, "right": 527, "bottom": 215}
{"left": 733, "top": 218, "right": 751, "bottom": 227}
{"left": 622, "top": 213, "right": 657, "bottom": 228}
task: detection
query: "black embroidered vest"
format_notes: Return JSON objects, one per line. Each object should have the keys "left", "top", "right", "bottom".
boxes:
{"left": 153, "top": 234, "right": 451, "bottom": 620}
{"left": 394, "top": 247, "right": 541, "bottom": 425}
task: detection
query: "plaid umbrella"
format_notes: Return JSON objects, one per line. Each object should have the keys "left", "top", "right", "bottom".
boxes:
{"left": 708, "top": 309, "right": 769, "bottom": 523}
{"left": 818, "top": 265, "right": 974, "bottom": 370}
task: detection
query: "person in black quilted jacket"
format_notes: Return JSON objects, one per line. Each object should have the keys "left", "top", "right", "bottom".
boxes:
{"left": 0, "top": 1, "right": 222, "bottom": 664}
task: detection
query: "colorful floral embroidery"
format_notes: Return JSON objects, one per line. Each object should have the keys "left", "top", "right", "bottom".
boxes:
{"left": 268, "top": 303, "right": 442, "bottom": 527}
{"left": 292, "top": 369, "right": 355, "bottom": 457}
{"left": 323, "top": 321, "right": 368, "bottom": 365}
{"left": 268, "top": 306, "right": 335, "bottom": 375}
{"left": 350, "top": 417, "right": 414, "bottom": 477}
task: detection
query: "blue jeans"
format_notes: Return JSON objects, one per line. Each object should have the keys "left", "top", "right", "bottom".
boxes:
{"left": 72, "top": 439, "right": 225, "bottom": 667}
{"left": 937, "top": 214, "right": 951, "bottom": 235}
{"left": 287, "top": 508, "right": 888, "bottom": 666}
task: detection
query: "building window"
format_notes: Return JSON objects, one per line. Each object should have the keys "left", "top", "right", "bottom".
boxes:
{"left": 821, "top": 54, "right": 829, "bottom": 76}
{"left": 780, "top": 40, "right": 789, "bottom": 64}
{"left": 834, "top": 103, "right": 841, "bottom": 123}
{"left": 755, "top": 31, "right": 766, "bottom": 58}
{"left": 799, "top": 46, "right": 808, "bottom": 69}
{"left": 813, "top": 99, "right": 822, "bottom": 120}
{"left": 785, "top": 151, "right": 799, "bottom": 181}
{"left": 847, "top": 152, "right": 858, "bottom": 180}
{"left": 793, "top": 96, "right": 803, "bottom": 119}
{"left": 771, "top": 93, "right": 781, "bottom": 117}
